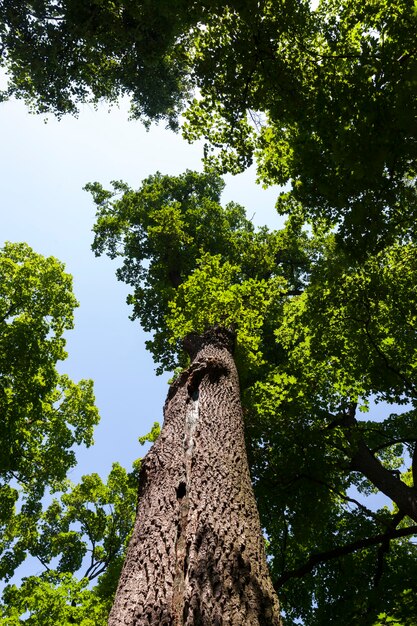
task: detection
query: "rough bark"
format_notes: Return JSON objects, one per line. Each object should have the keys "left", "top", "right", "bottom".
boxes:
{"left": 108, "top": 327, "right": 281, "bottom": 625}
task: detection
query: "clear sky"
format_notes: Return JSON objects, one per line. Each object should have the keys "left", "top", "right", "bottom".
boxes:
{"left": 1, "top": 96, "right": 284, "bottom": 484}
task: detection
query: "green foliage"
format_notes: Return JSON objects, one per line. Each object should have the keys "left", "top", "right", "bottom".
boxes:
{"left": 276, "top": 240, "right": 417, "bottom": 414}
{"left": 3, "top": 1, "right": 416, "bottom": 247}
{"left": 166, "top": 253, "right": 286, "bottom": 371}
{"left": 0, "top": 0, "right": 197, "bottom": 126}
{"left": 0, "top": 242, "right": 98, "bottom": 486}
{"left": 182, "top": 0, "right": 417, "bottom": 249}
{"left": 33, "top": 463, "right": 137, "bottom": 578}
{"left": 88, "top": 170, "right": 309, "bottom": 374}
{"left": 89, "top": 167, "right": 417, "bottom": 623}
{"left": 0, "top": 242, "right": 141, "bottom": 622}
{"left": 244, "top": 237, "right": 417, "bottom": 624}
{"left": 3, "top": 2, "right": 417, "bottom": 621}
{"left": 0, "top": 461, "right": 138, "bottom": 623}
{"left": 0, "top": 573, "right": 108, "bottom": 625}
{"left": 373, "top": 588, "right": 417, "bottom": 625}
{"left": 138, "top": 421, "right": 160, "bottom": 445}
{"left": 0, "top": 242, "right": 99, "bottom": 579}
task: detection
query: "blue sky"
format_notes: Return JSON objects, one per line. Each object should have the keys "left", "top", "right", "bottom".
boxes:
{"left": 1, "top": 96, "right": 284, "bottom": 483}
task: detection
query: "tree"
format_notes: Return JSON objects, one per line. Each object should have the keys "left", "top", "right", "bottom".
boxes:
{"left": 89, "top": 170, "right": 303, "bottom": 623}
{"left": 89, "top": 171, "right": 417, "bottom": 624}
{"left": 0, "top": 241, "right": 142, "bottom": 622}
{"left": 0, "top": 461, "right": 139, "bottom": 625}
{"left": 2, "top": 1, "right": 417, "bottom": 622}
{"left": 109, "top": 327, "right": 283, "bottom": 624}
{"left": 1, "top": 1, "right": 416, "bottom": 246}
{"left": 0, "top": 241, "right": 101, "bottom": 580}
{"left": 251, "top": 238, "right": 417, "bottom": 624}
{"left": 181, "top": 0, "right": 417, "bottom": 249}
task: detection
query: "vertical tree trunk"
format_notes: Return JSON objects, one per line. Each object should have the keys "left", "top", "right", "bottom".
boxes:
{"left": 109, "top": 327, "right": 281, "bottom": 625}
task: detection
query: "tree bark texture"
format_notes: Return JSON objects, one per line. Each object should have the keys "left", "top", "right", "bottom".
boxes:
{"left": 108, "top": 328, "right": 281, "bottom": 625}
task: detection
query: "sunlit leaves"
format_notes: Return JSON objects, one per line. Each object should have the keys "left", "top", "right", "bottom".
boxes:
{"left": 0, "top": 461, "right": 138, "bottom": 623}
{"left": 282, "top": 241, "right": 417, "bottom": 408}
{"left": 89, "top": 165, "right": 417, "bottom": 622}
{"left": 0, "top": 573, "right": 109, "bottom": 626}
{"left": 89, "top": 170, "right": 307, "bottom": 373}
{"left": 0, "top": 242, "right": 99, "bottom": 579}
{"left": 33, "top": 463, "right": 137, "bottom": 580}
{"left": 2, "top": 1, "right": 417, "bottom": 250}
{"left": 166, "top": 253, "right": 287, "bottom": 370}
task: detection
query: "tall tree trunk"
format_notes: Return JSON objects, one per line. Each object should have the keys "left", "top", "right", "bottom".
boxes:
{"left": 109, "top": 327, "right": 281, "bottom": 625}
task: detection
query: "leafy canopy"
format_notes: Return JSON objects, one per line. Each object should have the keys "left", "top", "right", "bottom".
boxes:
{"left": 247, "top": 237, "right": 417, "bottom": 624}
{"left": 0, "top": 242, "right": 100, "bottom": 581}
{"left": 3, "top": 1, "right": 417, "bottom": 622}
{"left": 0, "top": 243, "right": 151, "bottom": 624}
{"left": 88, "top": 169, "right": 310, "bottom": 376}
{"left": 90, "top": 169, "right": 417, "bottom": 625}
{"left": 0, "top": 242, "right": 99, "bottom": 495}
{"left": 0, "top": 460, "right": 139, "bottom": 625}
{"left": 2, "top": 1, "right": 417, "bottom": 247}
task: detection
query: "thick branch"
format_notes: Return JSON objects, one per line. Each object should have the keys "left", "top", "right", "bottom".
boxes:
{"left": 370, "top": 437, "right": 417, "bottom": 454}
{"left": 341, "top": 409, "right": 417, "bottom": 522}
{"left": 350, "top": 439, "right": 417, "bottom": 522}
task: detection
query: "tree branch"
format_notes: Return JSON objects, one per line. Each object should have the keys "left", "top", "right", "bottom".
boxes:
{"left": 297, "top": 472, "right": 388, "bottom": 526}
{"left": 373, "top": 511, "right": 405, "bottom": 587}
{"left": 36, "top": 554, "right": 51, "bottom": 572}
{"left": 274, "top": 524, "right": 417, "bottom": 589}
{"left": 340, "top": 408, "right": 417, "bottom": 523}
{"left": 370, "top": 437, "right": 417, "bottom": 455}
